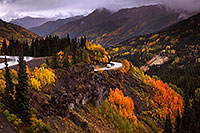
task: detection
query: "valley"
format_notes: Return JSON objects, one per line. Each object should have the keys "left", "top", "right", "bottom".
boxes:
{"left": 0, "top": 2, "right": 199, "bottom": 133}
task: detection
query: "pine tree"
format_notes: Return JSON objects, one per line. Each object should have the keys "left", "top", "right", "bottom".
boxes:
{"left": 4, "top": 57, "right": 15, "bottom": 108}
{"left": 182, "top": 87, "right": 191, "bottom": 132}
{"left": 8, "top": 37, "right": 15, "bottom": 55}
{"left": 52, "top": 53, "right": 58, "bottom": 69}
{"left": 175, "top": 108, "right": 182, "bottom": 132}
{"left": 46, "top": 58, "right": 49, "bottom": 68}
{"left": 15, "top": 53, "right": 30, "bottom": 123}
{"left": 2, "top": 39, "right": 8, "bottom": 55}
{"left": 164, "top": 113, "right": 172, "bottom": 133}
{"left": 63, "top": 53, "right": 70, "bottom": 67}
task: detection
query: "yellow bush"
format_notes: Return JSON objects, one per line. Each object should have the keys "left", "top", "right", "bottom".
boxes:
{"left": 29, "top": 67, "right": 56, "bottom": 91}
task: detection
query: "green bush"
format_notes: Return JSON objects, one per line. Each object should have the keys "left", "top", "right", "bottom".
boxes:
{"left": 0, "top": 102, "right": 5, "bottom": 110}
{"left": 7, "top": 114, "right": 17, "bottom": 122}
{"left": 168, "top": 83, "right": 183, "bottom": 97}
{"left": 3, "top": 109, "right": 9, "bottom": 117}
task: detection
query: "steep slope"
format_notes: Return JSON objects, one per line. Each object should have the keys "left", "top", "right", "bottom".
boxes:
{"left": 10, "top": 16, "right": 49, "bottom": 29}
{"left": 108, "top": 12, "right": 200, "bottom": 94}
{"left": 0, "top": 19, "right": 39, "bottom": 45}
{"left": 53, "top": 5, "right": 185, "bottom": 47}
{"left": 29, "top": 16, "right": 83, "bottom": 37}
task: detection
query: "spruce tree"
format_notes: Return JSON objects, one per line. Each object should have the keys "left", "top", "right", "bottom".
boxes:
{"left": 2, "top": 39, "right": 8, "bottom": 55}
{"left": 175, "top": 108, "right": 182, "bottom": 132}
{"left": 46, "top": 58, "right": 49, "bottom": 68}
{"left": 4, "top": 57, "right": 15, "bottom": 108}
{"left": 52, "top": 53, "right": 58, "bottom": 69}
{"left": 164, "top": 113, "right": 172, "bottom": 133}
{"left": 63, "top": 53, "right": 70, "bottom": 67}
{"left": 15, "top": 53, "right": 30, "bottom": 123}
{"left": 182, "top": 87, "right": 191, "bottom": 132}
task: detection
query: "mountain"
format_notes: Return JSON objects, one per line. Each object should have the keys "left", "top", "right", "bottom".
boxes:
{"left": 0, "top": 19, "right": 39, "bottom": 45}
{"left": 108, "top": 12, "right": 200, "bottom": 96}
{"left": 10, "top": 16, "right": 49, "bottom": 29}
{"left": 29, "top": 15, "right": 83, "bottom": 37}
{"left": 52, "top": 5, "right": 187, "bottom": 47}
{"left": 0, "top": 17, "right": 199, "bottom": 131}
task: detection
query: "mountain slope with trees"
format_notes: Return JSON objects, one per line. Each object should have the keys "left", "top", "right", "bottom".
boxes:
{"left": 52, "top": 5, "right": 187, "bottom": 47}
{"left": 29, "top": 16, "right": 83, "bottom": 37}
{"left": 108, "top": 11, "right": 200, "bottom": 91}
{"left": 108, "top": 12, "right": 200, "bottom": 132}
{"left": 0, "top": 19, "right": 39, "bottom": 45}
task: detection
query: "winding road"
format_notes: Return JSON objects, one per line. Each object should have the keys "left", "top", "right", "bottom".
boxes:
{"left": 0, "top": 56, "right": 34, "bottom": 69}
{"left": 94, "top": 61, "right": 123, "bottom": 71}
{"left": 0, "top": 56, "right": 123, "bottom": 72}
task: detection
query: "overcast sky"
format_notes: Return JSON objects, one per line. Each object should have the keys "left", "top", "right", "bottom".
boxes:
{"left": 0, "top": 0, "right": 200, "bottom": 22}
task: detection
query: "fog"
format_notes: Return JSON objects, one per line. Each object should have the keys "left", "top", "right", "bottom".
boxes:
{"left": 0, "top": 0, "right": 199, "bottom": 21}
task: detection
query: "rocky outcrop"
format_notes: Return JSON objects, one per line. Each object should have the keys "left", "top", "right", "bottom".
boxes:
{"left": 30, "top": 64, "right": 149, "bottom": 131}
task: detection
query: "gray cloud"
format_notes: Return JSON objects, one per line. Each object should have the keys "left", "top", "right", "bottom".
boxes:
{"left": 0, "top": 0, "right": 200, "bottom": 22}
{"left": 0, "top": 0, "right": 17, "bottom": 3}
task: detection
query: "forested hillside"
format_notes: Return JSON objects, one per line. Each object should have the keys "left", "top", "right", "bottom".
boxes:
{"left": 0, "top": 19, "right": 39, "bottom": 45}
{"left": 108, "top": 12, "right": 200, "bottom": 91}
{"left": 108, "top": 12, "right": 200, "bottom": 132}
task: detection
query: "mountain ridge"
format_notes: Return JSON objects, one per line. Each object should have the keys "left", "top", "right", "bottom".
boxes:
{"left": 52, "top": 5, "right": 188, "bottom": 47}
{"left": 29, "top": 15, "right": 84, "bottom": 37}
{"left": 10, "top": 16, "right": 50, "bottom": 29}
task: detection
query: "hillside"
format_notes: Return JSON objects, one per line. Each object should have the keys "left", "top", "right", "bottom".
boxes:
{"left": 1, "top": 37, "right": 194, "bottom": 132}
{"left": 52, "top": 5, "right": 186, "bottom": 47}
{"left": 29, "top": 16, "right": 83, "bottom": 37}
{"left": 108, "top": 12, "right": 200, "bottom": 96}
{"left": 0, "top": 19, "right": 39, "bottom": 45}
{"left": 0, "top": 59, "right": 185, "bottom": 132}
{"left": 10, "top": 16, "right": 49, "bottom": 29}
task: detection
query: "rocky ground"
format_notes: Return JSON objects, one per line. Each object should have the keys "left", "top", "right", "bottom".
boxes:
{"left": 28, "top": 63, "right": 158, "bottom": 132}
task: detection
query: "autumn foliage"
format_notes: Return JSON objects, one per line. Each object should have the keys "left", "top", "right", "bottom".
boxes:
{"left": 86, "top": 41, "right": 109, "bottom": 63}
{"left": 28, "top": 66, "right": 56, "bottom": 91}
{"left": 99, "top": 88, "right": 138, "bottom": 132}
{"left": 120, "top": 59, "right": 130, "bottom": 73}
{"left": 143, "top": 77, "right": 184, "bottom": 123}
{"left": 108, "top": 88, "right": 138, "bottom": 125}
{"left": 133, "top": 67, "right": 184, "bottom": 124}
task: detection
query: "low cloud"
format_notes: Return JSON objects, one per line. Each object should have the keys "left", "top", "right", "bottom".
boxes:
{"left": 0, "top": 0, "right": 17, "bottom": 3}
{"left": 0, "top": 0, "right": 200, "bottom": 22}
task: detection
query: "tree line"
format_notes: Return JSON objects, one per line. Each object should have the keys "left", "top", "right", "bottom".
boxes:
{"left": 1, "top": 34, "right": 87, "bottom": 57}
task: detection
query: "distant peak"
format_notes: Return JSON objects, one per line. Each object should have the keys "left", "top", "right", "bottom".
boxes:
{"left": 94, "top": 8, "right": 112, "bottom": 14}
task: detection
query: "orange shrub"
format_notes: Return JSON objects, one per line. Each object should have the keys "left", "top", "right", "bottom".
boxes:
{"left": 108, "top": 88, "right": 138, "bottom": 126}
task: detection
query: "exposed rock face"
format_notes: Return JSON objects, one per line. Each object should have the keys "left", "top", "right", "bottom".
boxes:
{"left": 45, "top": 65, "right": 110, "bottom": 117}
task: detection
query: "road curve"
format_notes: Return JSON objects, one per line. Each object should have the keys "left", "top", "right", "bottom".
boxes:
{"left": 94, "top": 61, "right": 123, "bottom": 71}
{"left": 0, "top": 56, "right": 34, "bottom": 69}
